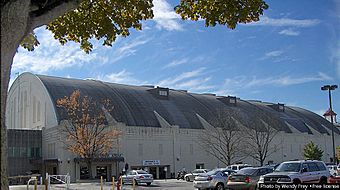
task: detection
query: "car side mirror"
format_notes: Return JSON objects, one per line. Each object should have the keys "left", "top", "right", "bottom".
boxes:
{"left": 301, "top": 168, "right": 308, "bottom": 173}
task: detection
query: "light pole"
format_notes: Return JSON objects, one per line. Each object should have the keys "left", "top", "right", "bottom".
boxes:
{"left": 321, "top": 84, "right": 338, "bottom": 164}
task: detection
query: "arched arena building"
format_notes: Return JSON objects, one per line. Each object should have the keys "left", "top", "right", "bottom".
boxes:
{"left": 6, "top": 72, "right": 340, "bottom": 182}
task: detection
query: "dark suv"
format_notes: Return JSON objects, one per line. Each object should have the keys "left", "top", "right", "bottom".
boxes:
{"left": 258, "top": 160, "right": 330, "bottom": 184}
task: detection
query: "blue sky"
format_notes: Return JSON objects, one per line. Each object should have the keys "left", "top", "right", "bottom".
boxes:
{"left": 11, "top": 0, "right": 340, "bottom": 117}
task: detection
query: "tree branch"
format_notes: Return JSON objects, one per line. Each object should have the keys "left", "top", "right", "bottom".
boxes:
{"left": 29, "top": 0, "right": 82, "bottom": 31}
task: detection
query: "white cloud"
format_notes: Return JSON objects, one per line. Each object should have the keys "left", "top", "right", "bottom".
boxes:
{"left": 96, "top": 70, "right": 144, "bottom": 85}
{"left": 215, "top": 73, "right": 333, "bottom": 96}
{"left": 247, "top": 16, "right": 320, "bottom": 27}
{"left": 313, "top": 109, "right": 327, "bottom": 117}
{"left": 246, "top": 72, "right": 332, "bottom": 87}
{"left": 279, "top": 28, "right": 300, "bottom": 36}
{"left": 163, "top": 58, "right": 188, "bottom": 69}
{"left": 152, "top": 0, "right": 183, "bottom": 31}
{"left": 108, "top": 37, "right": 151, "bottom": 64}
{"left": 12, "top": 28, "right": 98, "bottom": 73}
{"left": 227, "top": 72, "right": 332, "bottom": 89}
{"left": 330, "top": 41, "right": 340, "bottom": 78}
{"left": 157, "top": 67, "right": 215, "bottom": 92}
{"left": 158, "top": 67, "right": 205, "bottom": 86}
{"left": 265, "top": 50, "right": 284, "bottom": 58}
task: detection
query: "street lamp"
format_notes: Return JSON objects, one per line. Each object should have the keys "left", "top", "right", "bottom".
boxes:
{"left": 321, "top": 84, "right": 338, "bottom": 164}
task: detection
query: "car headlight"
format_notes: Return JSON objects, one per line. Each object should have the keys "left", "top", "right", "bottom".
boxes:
{"left": 258, "top": 176, "right": 264, "bottom": 183}
{"left": 278, "top": 177, "right": 291, "bottom": 182}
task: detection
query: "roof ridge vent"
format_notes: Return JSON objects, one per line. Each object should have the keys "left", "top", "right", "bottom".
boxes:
{"left": 268, "top": 103, "right": 285, "bottom": 112}
{"left": 141, "top": 85, "right": 154, "bottom": 88}
{"left": 217, "top": 96, "right": 237, "bottom": 106}
{"left": 202, "top": 93, "right": 216, "bottom": 96}
{"left": 176, "top": 89, "right": 188, "bottom": 93}
{"left": 147, "top": 86, "right": 169, "bottom": 100}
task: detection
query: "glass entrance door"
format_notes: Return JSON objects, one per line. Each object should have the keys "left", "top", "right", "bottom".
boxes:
{"left": 96, "top": 166, "right": 107, "bottom": 180}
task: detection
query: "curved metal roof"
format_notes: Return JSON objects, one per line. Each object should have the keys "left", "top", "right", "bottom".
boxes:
{"left": 36, "top": 74, "right": 340, "bottom": 134}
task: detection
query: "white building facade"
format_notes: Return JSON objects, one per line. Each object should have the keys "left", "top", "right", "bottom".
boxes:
{"left": 6, "top": 73, "right": 340, "bottom": 182}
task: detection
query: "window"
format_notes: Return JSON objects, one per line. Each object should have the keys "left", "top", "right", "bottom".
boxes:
{"left": 196, "top": 163, "right": 204, "bottom": 169}
{"left": 80, "top": 166, "right": 89, "bottom": 179}
{"left": 35, "top": 147, "right": 41, "bottom": 157}
{"left": 14, "top": 147, "right": 20, "bottom": 157}
{"left": 278, "top": 105, "right": 284, "bottom": 111}
{"left": 316, "top": 162, "right": 326, "bottom": 171}
{"left": 159, "top": 90, "right": 168, "bottom": 96}
{"left": 8, "top": 147, "right": 14, "bottom": 157}
{"left": 217, "top": 96, "right": 237, "bottom": 106}
{"left": 302, "top": 163, "right": 309, "bottom": 172}
{"left": 229, "top": 98, "right": 236, "bottom": 104}
{"left": 307, "top": 163, "right": 319, "bottom": 172}
{"left": 20, "top": 147, "right": 27, "bottom": 157}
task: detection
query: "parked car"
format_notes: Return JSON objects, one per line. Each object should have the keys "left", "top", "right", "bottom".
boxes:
{"left": 227, "top": 164, "right": 252, "bottom": 172}
{"left": 184, "top": 169, "right": 209, "bottom": 182}
{"left": 227, "top": 167, "right": 273, "bottom": 190}
{"left": 265, "top": 163, "right": 280, "bottom": 170}
{"left": 193, "top": 168, "right": 236, "bottom": 190}
{"left": 258, "top": 160, "right": 330, "bottom": 185}
{"left": 121, "top": 170, "right": 153, "bottom": 186}
{"left": 328, "top": 175, "right": 340, "bottom": 183}
{"left": 327, "top": 165, "right": 338, "bottom": 176}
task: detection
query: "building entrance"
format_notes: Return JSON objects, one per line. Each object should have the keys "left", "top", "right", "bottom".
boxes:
{"left": 96, "top": 166, "right": 108, "bottom": 180}
{"left": 132, "top": 165, "right": 170, "bottom": 179}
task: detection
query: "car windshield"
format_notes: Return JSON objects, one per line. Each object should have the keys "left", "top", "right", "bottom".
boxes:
{"left": 237, "top": 168, "right": 257, "bottom": 175}
{"left": 206, "top": 169, "right": 222, "bottom": 175}
{"left": 275, "top": 163, "right": 301, "bottom": 172}
{"left": 193, "top": 170, "right": 204, "bottom": 173}
{"left": 137, "top": 171, "right": 148, "bottom": 174}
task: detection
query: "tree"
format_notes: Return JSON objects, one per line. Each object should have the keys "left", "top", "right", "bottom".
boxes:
{"left": 198, "top": 108, "right": 246, "bottom": 166}
{"left": 1, "top": 0, "right": 268, "bottom": 188}
{"left": 242, "top": 109, "right": 280, "bottom": 166}
{"left": 56, "top": 90, "right": 121, "bottom": 179}
{"left": 303, "top": 141, "right": 323, "bottom": 161}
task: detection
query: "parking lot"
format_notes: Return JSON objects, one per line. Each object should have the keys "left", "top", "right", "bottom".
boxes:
{"left": 10, "top": 179, "right": 196, "bottom": 190}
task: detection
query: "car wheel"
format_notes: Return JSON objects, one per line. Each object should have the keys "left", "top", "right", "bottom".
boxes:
{"left": 293, "top": 179, "right": 301, "bottom": 184}
{"left": 215, "top": 183, "right": 224, "bottom": 190}
{"left": 186, "top": 176, "right": 190, "bottom": 182}
{"left": 146, "top": 182, "right": 151, "bottom": 186}
{"left": 319, "top": 176, "right": 327, "bottom": 184}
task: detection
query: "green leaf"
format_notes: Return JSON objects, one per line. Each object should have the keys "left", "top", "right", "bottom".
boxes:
{"left": 20, "top": 32, "right": 40, "bottom": 51}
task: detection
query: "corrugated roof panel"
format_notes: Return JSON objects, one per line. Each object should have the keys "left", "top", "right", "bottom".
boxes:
{"left": 36, "top": 74, "right": 335, "bottom": 134}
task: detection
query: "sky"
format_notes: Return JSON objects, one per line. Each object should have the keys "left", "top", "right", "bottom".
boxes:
{"left": 11, "top": 0, "right": 340, "bottom": 117}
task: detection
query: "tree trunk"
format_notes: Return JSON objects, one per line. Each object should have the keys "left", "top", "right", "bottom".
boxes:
{"left": 1, "top": 1, "right": 81, "bottom": 188}
{"left": 1, "top": 1, "right": 31, "bottom": 189}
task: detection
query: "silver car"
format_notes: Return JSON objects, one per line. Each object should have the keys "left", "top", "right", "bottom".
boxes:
{"left": 258, "top": 160, "right": 330, "bottom": 185}
{"left": 121, "top": 170, "right": 153, "bottom": 186}
{"left": 193, "top": 168, "right": 236, "bottom": 190}
{"left": 185, "top": 169, "right": 209, "bottom": 182}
